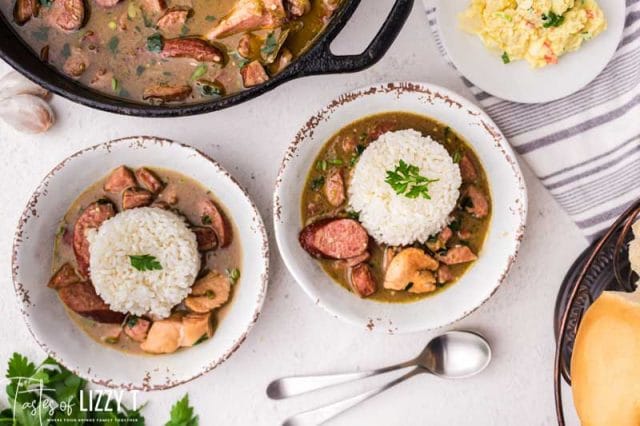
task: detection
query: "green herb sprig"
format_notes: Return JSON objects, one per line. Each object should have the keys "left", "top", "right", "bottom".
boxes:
{"left": 542, "top": 11, "right": 565, "bottom": 27}
{"left": 385, "top": 160, "right": 439, "bottom": 200}
{"left": 129, "top": 254, "right": 162, "bottom": 271}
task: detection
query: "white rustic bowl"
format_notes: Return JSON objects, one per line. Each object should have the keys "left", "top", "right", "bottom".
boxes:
{"left": 274, "top": 82, "right": 527, "bottom": 333}
{"left": 12, "top": 136, "right": 269, "bottom": 390}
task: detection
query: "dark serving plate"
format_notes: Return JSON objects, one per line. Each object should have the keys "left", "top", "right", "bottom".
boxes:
{"left": 0, "top": 0, "right": 414, "bottom": 117}
{"left": 553, "top": 198, "right": 640, "bottom": 425}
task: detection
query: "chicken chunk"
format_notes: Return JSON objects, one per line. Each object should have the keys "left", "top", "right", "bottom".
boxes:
{"left": 349, "top": 263, "right": 376, "bottom": 297}
{"left": 135, "top": 167, "right": 164, "bottom": 194}
{"left": 324, "top": 168, "right": 345, "bottom": 207}
{"left": 241, "top": 60, "right": 269, "bottom": 87}
{"left": 140, "top": 317, "right": 182, "bottom": 354}
{"left": 104, "top": 166, "right": 136, "bottom": 193}
{"left": 122, "top": 187, "right": 154, "bottom": 210}
{"left": 156, "top": 7, "right": 191, "bottom": 32}
{"left": 124, "top": 317, "right": 151, "bottom": 342}
{"left": 437, "top": 265, "right": 454, "bottom": 285}
{"left": 48, "top": 263, "right": 82, "bottom": 289}
{"left": 285, "top": 0, "right": 310, "bottom": 17}
{"left": 436, "top": 245, "right": 478, "bottom": 265}
{"left": 181, "top": 313, "right": 213, "bottom": 347}
{"left": 139, "top": 0, "right": 166, "bottom": 14}
{"left": 384, "top": 248, "right": 439, "bottom": 293}
{"left": 464, "top": 185, "right": 489, "bottom": 219}
{"left": 62, "top": 48, "right": 88, "bottom": 77}
{"left": 206, "top": 0, "right": 286, "bottom": 40}
{"left": 185, "top": 271, "right": 231, "bottom": 313}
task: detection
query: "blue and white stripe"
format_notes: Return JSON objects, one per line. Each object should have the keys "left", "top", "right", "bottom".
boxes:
{"left": 425, "top": 1, "right": 640, "bottom": 240}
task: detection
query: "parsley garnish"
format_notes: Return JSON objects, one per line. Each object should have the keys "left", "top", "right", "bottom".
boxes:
{"left": 107, "top": 36, "right": 119, "bottom": 54}
{"left": 166, "top": 394, "right": 198, "bottom": 426}
{"left": 190, "top": 63, "right": 207, "bottom": 81}
{"left": 227, "top": 268, "right": 240, "bottom": 284}
{"left": 147, "top": 33, "right": 164, "bottom": 52}
{"left": 129, "top": 254, "right": 162, "bottom": 271}
{"left": 385, "top": 160, "right": 439, "bottom": 200}
{"left": 310, "top": 176, "right": 325, "bottom": 191}
{"left": 501, "top": 51, "right": 510, "bottom": 64}
{"left": 542, "top": 11, "right": 565, "bottom": 27}
{"left": 202, "top": 214, "right": 212, "bottom": 225}
{"left": 261, "top": 32, "right": 278, "bottom": 56}
{"left": 204, "top": 15, "right": 216, "bottom": 21}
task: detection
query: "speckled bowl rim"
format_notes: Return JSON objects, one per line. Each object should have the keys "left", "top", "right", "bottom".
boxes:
{"left": 11, "top": 136, "right": 270, "bottom": 390}
{"left": 273, "top": 81, "right": 528, "bottom": 333}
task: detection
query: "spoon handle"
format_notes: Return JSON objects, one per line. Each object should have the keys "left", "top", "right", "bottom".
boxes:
{"left": 282, "top": 367, "right": 423, "bottom": 426}
{"left": 267, "top": 361, "right": 414, "bottom": 400}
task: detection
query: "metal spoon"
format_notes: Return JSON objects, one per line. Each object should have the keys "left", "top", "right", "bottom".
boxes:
{"left": 273, "top": 331, "right": 491, "bottom": 425}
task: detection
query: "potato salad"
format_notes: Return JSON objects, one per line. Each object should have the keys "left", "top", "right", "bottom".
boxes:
{"left": 459, "top": 0, "right": 607, "bottom": 67}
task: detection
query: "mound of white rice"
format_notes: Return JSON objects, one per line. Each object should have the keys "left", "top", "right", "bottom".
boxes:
{"left": 88, "top": 207, "right": 200, "bottom": 318}
{"left": 348, "top": 129, "right": 462, "bottom": 246}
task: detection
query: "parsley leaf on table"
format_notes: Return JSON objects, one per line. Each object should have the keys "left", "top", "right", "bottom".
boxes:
{"left": 165, "top": 394, "right": 198, "bottom": 426}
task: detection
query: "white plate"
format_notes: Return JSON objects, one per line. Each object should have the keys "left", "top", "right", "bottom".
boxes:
{"left": 12, "top": 137, "right": 269, "bottom": 390}
{"left": 436, "top": 0, "right": 626, "bottom": 103}
{"left": 274, "top": 82, "right": 527, "bottom": 334}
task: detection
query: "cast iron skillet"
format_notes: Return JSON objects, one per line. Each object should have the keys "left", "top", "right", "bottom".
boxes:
{"left": 0, "top": 0, "right": 414, "bottom": 117}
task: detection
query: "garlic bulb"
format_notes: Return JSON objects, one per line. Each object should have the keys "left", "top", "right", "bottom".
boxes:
{"left": 0, "top": 94, "right": 54, "bottom": 134}
{"left": 0, "top": 71, "right": 49, "bottom": 100}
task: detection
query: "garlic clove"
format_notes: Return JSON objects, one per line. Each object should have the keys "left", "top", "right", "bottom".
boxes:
{"left": 0, "top": 94, "right": 55, "bottom": 134}
{"left": 0, "top": 71, "right": 49, "bottom": 100}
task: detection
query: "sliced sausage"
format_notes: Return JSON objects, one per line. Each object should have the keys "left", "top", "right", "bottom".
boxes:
{"left": 161, "top": 38, "right": 224, "bottom": 63}
{"left": 124, "top": 317, "right": 151, "bottom": 342}
{"left": 156, "top": 7, "right": 191, "bottom": 31}
{"left": 324, "top": 168, "right": 345, "bottom": 207}
{"left": 436, "top": 245, "right": 478, "bottom": 265}
{"left": 193, "top": 226, "right": 218, "bottom": 252}
{"left": 73, "top": 200, "right": 116, "bottom": 277}
{"left": 459, "top": 153, "right": 478, "bottom": 183}
{"left": 48, "top": 263, "right": 81, "bottom": 289}
{"left": 206, "top": 0, "right": 286, "bottom": 40}
{"left": 349, "top": 264, "right": 376, "bottom": 297}
{"left": 143, "top": 84, "right": 192, "bottom": 102}
{"left": 52, "top": 0, "right": 85, "bottom": 32}
{"left": 299, "top": 218, "right": 369, "bottom": 259}
{"left": 241, "top": 61, "right": 269, "bottom": 87}
{"left": 135, "top": 167, "right": 164, "bottom": 194}
{"left": 104, "top": 166, "right": 136, "bottom": 193}
{"left": 464, "top": 185, "right": 489, "bottom": 219}
{"left": 94, "top": 0, "right": 120, "bottom": 8}
{"left": 13, "top": 0, "right": 39, "bottom": 25}
{"left": 122, "top": 187, "right": 154, "bottom": 210}
{"left": 58, "top": 281, "right": 125, "bottom": 323}
{"left": 200, "top": 199, "right": 231, "bottom": 248}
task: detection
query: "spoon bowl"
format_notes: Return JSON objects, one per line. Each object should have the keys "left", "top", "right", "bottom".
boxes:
{"left": 417, "top": 331, "right": 492, "bottom": 379}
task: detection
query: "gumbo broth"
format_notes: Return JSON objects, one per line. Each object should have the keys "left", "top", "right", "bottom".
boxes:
{"left": 52, "top": 167, "right": 241, "bottom": 355}
{"left": 301, "top": 112, "right": 492, "bottom": 303}
{"left": 1, "top": 0, "right": 342, "bottom": 103}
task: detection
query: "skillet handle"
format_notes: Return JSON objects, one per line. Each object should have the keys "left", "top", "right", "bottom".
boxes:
{"left": 302, "top": 0, "right": 414, "bottom": 75}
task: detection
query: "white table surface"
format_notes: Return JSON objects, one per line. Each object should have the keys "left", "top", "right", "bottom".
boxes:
{"left": 0, "top": 1, "right": 589, "bottom": 424}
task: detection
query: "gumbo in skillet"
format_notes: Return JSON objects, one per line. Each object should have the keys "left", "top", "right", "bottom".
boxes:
{"left": 1, "top": 0, "right": 342, "bottom": 103}
{"left": 300, "top": 112, "right": 492, "bottom": 302}
{"left": 48, "top": 165, "right": 241, "bottom": 355}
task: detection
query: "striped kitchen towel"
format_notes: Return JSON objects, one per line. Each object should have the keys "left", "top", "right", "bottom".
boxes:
{"left": 424, "top": 0, "right": 640, "bottom": 241}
